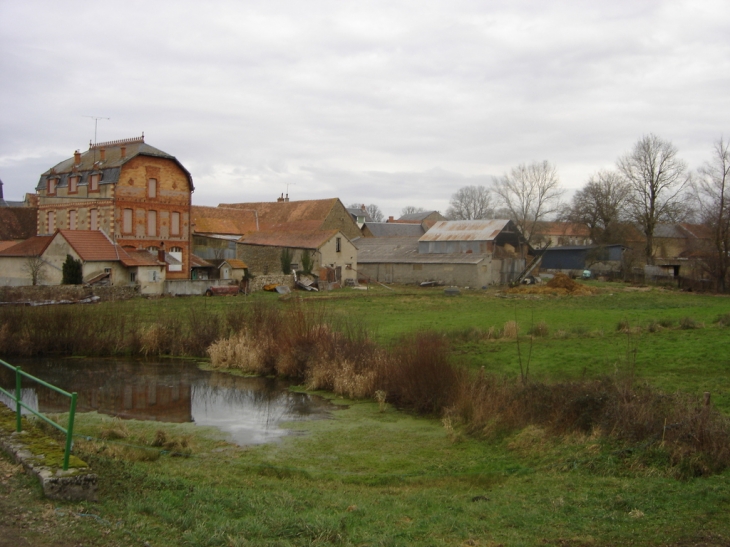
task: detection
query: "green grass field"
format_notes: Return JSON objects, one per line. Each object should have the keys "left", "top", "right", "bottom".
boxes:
{"left": 2, "top": 282, "right": 730, "bottom": 546}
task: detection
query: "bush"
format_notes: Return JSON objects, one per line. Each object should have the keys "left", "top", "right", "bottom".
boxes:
{"left": 61, "top": 254, "right": 83, "bottom": 285}
{"left": 679, "top": 316, "right": 699, "bottom": 330}
{"left": 716, "top": 313, "right": 730, "bottom": 327}
{"left": 529, "top": 321, "right": 549, "bottom": 337}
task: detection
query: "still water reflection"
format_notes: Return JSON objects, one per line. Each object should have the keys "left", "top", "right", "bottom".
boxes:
{"left": 0, "top": 358, "right": 334, "bottom": 445}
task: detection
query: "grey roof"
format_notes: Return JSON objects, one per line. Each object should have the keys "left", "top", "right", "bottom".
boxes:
{"left": 36, "top": 136, "right": 193, "bottom": 191}
{"left": 419, "top": 220, "right": 513, "bottom": 242}
{"left": 654, "top": 224, "right": 690, "bottom": 238}
{"left": 364, "top": 222, "right": 425, "bottom": 237}
{"left": 347, "top": 207, "right": 373, "bottom": 222}
{"left": 398, "top": 211, "right": 440, "bottom": 221}
{"left": 354, "top": 236, "right": 484, "bottom": 264}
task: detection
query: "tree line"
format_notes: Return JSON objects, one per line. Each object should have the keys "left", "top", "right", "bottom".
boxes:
{"left": 357, "top": 134, "right": 730, "bottom": 291}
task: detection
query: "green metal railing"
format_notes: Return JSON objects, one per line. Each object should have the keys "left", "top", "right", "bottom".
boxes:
{"left": 0, "top": 358, "right": 78, "bottom": 470}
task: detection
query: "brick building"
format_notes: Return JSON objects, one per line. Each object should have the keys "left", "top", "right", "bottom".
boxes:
{"left": 35, "top": 135, "right": 193, "bottom": 279}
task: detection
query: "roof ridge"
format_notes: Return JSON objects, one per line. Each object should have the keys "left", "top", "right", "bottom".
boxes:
{"left": 90, "top": 135, "right": 144, "bottom": 149}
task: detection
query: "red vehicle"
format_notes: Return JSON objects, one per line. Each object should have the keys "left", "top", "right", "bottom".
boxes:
{"left": 204, "top": 285, "right": 241, "bottom": 296}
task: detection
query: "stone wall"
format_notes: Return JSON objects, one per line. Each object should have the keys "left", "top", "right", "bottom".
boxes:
{"left": 249, "top": 274, "right": 294, "bottom": 292}
{"left": 0, "top": 284, "right": 139, "bottom": 303}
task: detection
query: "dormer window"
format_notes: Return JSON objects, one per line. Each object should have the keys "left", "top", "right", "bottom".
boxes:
{"left": 47, "top": 178, "right": 57, "bottom": 195}
{"left": 69, "top": 176, "right": 79, "bottom": 194}
{"left": 89, "top": 173, "right": 100, "bottom": 192}
{"left": 148, "top": 178, "right": 157, "bottom": 199}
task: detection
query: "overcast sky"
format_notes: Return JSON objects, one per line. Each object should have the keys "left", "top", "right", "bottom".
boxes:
{"left": 1, "top": 0, "right": 729, "bottom": 218}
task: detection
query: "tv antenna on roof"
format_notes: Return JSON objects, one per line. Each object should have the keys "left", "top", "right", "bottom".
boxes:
{"left": 84, "top": 116, "right": 110, "bottom": 145}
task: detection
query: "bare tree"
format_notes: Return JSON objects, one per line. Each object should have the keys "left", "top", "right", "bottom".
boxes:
{"left": 565, "top": 169, "right": 629, "bottom": 244}
{"left": 617, "top": 134, "right": 689, "bottom": 264}
{"left": 401, "top": 206, "right": 426, "bottom": 216}
{"left": 445, "top": 185, "right": 494, "bottom": 220}
{"left": 23, "top": 255, "right": 46, "bottom": 286}
{"left": 693, "top": 137, "right": 730, "bottom": 292}
{"left": 365, "top": 204, "right": 384, "bottom": 222}
{"left": 493, "top": 160, "right": 564, "bottom": 245}
{"left": 348, "top": 203, "right": 384, "bottom": 222}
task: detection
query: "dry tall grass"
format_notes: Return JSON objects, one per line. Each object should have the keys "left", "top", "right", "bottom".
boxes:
{"left": 207, "top": 300, "right": 730, "bottom": 477}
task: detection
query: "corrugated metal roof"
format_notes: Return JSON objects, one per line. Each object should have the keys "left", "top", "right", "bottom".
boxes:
{"left": 419, "top": 220, "right": 512, "bottom": 242}
{"left": 239, "top": 230, "right": 339, "bottom": 250}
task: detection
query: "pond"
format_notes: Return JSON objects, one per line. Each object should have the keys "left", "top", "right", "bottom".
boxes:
{"left": 0, "top": 358, "right": 335, "bottom": 446}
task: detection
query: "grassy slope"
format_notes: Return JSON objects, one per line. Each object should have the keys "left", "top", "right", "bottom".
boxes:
{"left": 3, "top": 283, "right": 729, "bottom": 546}
{"left": 40, "top": 400, "right": 730, "bottom": 547}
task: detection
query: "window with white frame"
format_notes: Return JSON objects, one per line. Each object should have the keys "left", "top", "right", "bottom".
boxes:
{"left": 47, "top": 178, "right": 57, "bottom": 195}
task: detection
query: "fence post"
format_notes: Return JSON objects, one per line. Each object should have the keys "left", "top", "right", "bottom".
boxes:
{"left": 15, "top": 366, "right": 22, "bottom": 433}
{"left": 63, "top": 393, "right": 78, "bottom": 471}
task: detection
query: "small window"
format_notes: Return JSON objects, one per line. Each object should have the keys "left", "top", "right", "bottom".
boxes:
{"left": 47, "top": 211, "right": 55, "bottom": 232}
{"left": 147, "top": 210, "right": 157, "bottom": 237}
{"left": 130, "top": 272, "right": 137, "bottom": 282}
{"left": 290, "top": 263, "right": 299, "bottom": 271}
{"left": 336, "top": 237, "right": 341, "bottom": 252}
{"left": 149, "top": 270, "right": 158, "bottom": 282}
{"left": 148, "top": 178, "right": 157, "bottom": 199}
{"left": 69, "top": 176, "right": 78, "bottom": 193}
{"left": 123, "top": 208, "right": 133, "bottom": 234}
{"left": 90, "top": 209, "right": 98, "bottom": 231}
{"left": 89, "top": 173, "right": 100, "bottom": 192}
{"left": 69, "top": 210, "right": 77, "bottom": 230}
{"left": 104, "top": 268, "right": 111, "bottom": 274}
{"left": 47, "top": 178, "right": 57, "bottom": 195}
{"left": 263, "top": 264, "right": 269, "bottom": 275}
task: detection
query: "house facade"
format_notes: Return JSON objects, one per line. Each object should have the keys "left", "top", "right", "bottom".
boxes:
{"left": 35, "top": 136, "right": 193, "bottom": 279}
{"left": 237, "top": 230, "right": 358, "bottom": 284}
{"left": 0, "top": 230, "right": 165, "bottom": 292}
{"left": 356, "top": 219, "right": 531, "bottom": 287}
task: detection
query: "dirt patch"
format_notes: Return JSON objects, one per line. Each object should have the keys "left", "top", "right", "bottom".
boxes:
{"left": 507, "top": 274, "right": 598, "bottom": 296}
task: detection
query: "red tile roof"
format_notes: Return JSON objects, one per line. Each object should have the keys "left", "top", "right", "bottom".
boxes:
{"left": 531, "top": 222, "right": 590, "bottom": 237}
{"left": 190, "top": 254, "right": 215, "bottom": 268}
{"left": 118, "top": 248, "right": 163, "bottom": 267}
{"left": 0, "top": 235, "right": 53, "bottom": 257}
{"left": 0, "top": 207, "right": 38, "bottom": 240}
{"left": 239, "top": 230, "right": 339, "bottom": 249}
{"left": 58, "top": 230, "right": 121, "bottom": 261}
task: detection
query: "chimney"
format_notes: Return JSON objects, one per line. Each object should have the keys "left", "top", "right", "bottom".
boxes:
{"left": 99, "top": 148, "right": 106, "bottom": 161}
{"left": 285, "top": 193, "right": 289, "bottom": 202}
{"left": 388, "top": 216, "right": 394, "bottom": 222}
{"left": 74, "top": 150, "right": 81, "bottom": 165}
{"left": 158, "top": 248, "right": 165, "bottom": 263}
{"left": 120, "top": 146, "right": 126, "bottom": 159}
{"left": 361, "top": 204, "right": 366, "bottom": 212}
{"left": 277, "top": 193, "right": 284, "bottom": 202}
